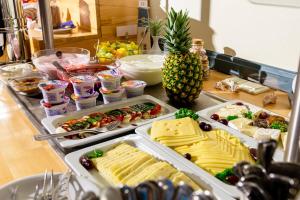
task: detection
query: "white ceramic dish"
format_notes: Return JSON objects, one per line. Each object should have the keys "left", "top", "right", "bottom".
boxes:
{"left": 41, "top": 95, "right": 177, "bottom": 148}
{"left": 135, "top": 115, "right": 283, "bottom": 198}
{"left": 0, "top": 173, "right": 100, "bottom": 200}
{"left": 65, "top": 134, "right": 234, "bottom": 200}
{"left": 197, "top": 99, "right": 286, "bottom": 157}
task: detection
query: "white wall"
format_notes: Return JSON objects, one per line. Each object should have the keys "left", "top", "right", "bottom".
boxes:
{"left": 150, "top": 0, "right": 300, "bottom": 72}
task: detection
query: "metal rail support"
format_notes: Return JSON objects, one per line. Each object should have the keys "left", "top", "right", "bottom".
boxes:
{"left": 38, "top": 0, "right": 54, "bottom": 49}
{"left": 284, "top": 58, "right": 300, "bottom": 162}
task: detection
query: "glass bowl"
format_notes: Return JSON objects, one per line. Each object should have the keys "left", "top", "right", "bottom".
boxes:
{"left": 8, "top": 71, "right": 49, "bottom": 96}
{"left": 32, "top": 47, "right": 90, "bottom": 79}
{"left": 0, "top": 63, "right": 34, "bottom": 84}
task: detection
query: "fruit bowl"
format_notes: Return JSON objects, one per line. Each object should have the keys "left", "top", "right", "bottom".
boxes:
{"left": 32, "top": 47, "right": 90, "bottom": 79}
{"left": 95, "top": 41, "right": 140, "bottom": 64}
{"left": 119, "top": 54, "right": 165, "bottom": 86}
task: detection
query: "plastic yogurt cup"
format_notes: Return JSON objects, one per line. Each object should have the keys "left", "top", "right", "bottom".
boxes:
{"left": 38, "top": 80, "right": 68, "bottom": 104}
{"left": 40, "top": 96, "right": 69, "bottom": 117}
{"left": 71, "top": 92, "right": 99, "bottom": 110}
{"left": 97, "top": 69, "right": 122, "bottom": 90}
{"left": 121, "top": 80, "right": 147, "bottom": 98}
{"left": 100, "top": 87, "right": 124, "bottom": 104}
{"left": 69, "top": 75, "right": 97, "bottom": 97}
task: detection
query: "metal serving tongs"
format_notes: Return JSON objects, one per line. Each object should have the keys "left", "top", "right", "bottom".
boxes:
{"left": 34, "top": 121, "right": 120, "bottom": 141}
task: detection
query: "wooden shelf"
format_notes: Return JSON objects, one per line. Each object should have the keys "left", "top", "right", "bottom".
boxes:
{"left": 29, "top": 0, "right": 139, "bottom": 54}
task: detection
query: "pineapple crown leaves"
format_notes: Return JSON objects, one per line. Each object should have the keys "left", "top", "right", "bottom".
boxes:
{"left": 164, "top": 8, "right": 192, "bottom": 54}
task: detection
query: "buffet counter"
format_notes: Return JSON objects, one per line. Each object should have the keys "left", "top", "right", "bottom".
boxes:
{"left": 0, "top": 70, "right": 291, "bottom": 185}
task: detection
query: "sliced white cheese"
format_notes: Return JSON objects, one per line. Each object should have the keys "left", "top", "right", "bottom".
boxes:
{"left": 229, "top": 118, "right": 253, "bottom": 130}
{"left": 253, "top": 128, "right": 281, "bottom": 142}
{"left": 215, "top": 105, "right": 248, "bottom": 118}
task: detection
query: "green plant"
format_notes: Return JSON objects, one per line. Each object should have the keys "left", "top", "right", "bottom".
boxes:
{"left": 141, "top": 18, "right": 164, "bottom": 36}
{"left": 149, "top": 18, "right": 164, "bottom": 36}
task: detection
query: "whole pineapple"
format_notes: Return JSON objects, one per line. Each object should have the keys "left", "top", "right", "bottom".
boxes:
{"left": 162, "top": 8, "right": 203, "bottom": 105}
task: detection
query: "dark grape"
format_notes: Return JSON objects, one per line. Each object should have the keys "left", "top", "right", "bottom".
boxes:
{"left": 184, "top": 153, "right": 192, "bottom": 160}
{"left": 218, "top": 119, "right": 229, "bottom": 126}
{"left": 225, "top": 175, "right": 239, "bottom": 185}
{"left": 199, "top": 122, "right": 207, "bottom": 130}
{"left": 210, "top": 114, "right": 220, "bottom": 121}
{"left": 235, "top": 102, "right": 244, "bottom": 106}
{"left": 258, "top": 112, "right": 270, "bottom": 119}
{"left": 202, "top": 124, "right": 212, "bottom": 131}
{"left": 80, "top": 156, "right": 94, "bottom": 170}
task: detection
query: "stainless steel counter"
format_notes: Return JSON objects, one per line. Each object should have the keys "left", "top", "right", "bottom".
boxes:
{"left": 7, "top": 83, "right": 226, "bottom": 157}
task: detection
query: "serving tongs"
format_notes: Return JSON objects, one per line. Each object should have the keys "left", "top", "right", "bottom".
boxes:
{"left": 34, "top": 121, "right": 120, "bottom": 141}
{"left": 234, "top": 140, "right": 300, "bottom": 200}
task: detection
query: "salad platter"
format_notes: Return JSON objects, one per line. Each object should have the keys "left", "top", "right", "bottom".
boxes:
{"left": 65, "top": 134, "right": 234, "bottom": 200}
{"left": 197, "top": 100, "right": 289, "bottom": 149}
{"left": 41, "top": 95, "right": 177, "bottom": 148}
{"left": 135, "top": 109, "right": 283, "bottom": 198}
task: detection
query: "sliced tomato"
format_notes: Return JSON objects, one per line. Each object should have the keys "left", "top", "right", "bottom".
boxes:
{"left": 100, "top": 116, "right": 115, "bottom": 126}
{"left": 115, "top": 115, "right": 124, "bottom": 122}
{"left": 150, "top": 104, "right": 162, "bottom": 116}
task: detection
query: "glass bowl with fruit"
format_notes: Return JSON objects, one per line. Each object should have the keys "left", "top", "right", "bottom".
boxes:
{"left": 95, "top": 41, "right": 140, "bottom": 65}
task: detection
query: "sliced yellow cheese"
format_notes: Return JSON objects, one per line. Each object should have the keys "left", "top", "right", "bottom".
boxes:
{"left": 92, "top": 143, "right": 200, "bottom": 189}
{"left": 151, "top": 117, "right": 204, "bottom": 139}
{"left": 151, "top": 122, "right": 254, "bottom": 175}
{"left": 170, "top": 172, "right": 201, "bottom": 190}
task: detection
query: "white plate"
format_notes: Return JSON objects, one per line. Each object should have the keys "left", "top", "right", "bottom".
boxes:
{"left": 197, "top": 99, "right": 285, "bottom": 159}
{"left": 0, "top": 173, "right": 100, "bottom": 200}
{"left": 41, "top": 95, "right": 177, "bottom": 148}
{"left": 135, "top": 116, "right": 259, "bottom": 198}
{"left": 65, "top": 134, "right": 234, "bottom": 200}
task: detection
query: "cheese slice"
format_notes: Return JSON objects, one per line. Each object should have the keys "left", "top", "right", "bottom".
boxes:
{"left": 170, "top": 130, "right": 254, "bottom": 175}
{"left": 151, "top": 117, "right": 203, "bottom": 139}
{"left": 215, "top": 105, "right": 248, "bottom": 118}
{"left": 229, "top": 118, "right": 252, "bottom": 130}
{"left": 92, "top": 143, "right": 200, "bottom": 189}
{"left": 253, "top": 128, "right": 281, "bottom": 142}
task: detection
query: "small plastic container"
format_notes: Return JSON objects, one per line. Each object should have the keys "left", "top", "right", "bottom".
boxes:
{"left": 38, "top": 80, "right": 68, "bottom": 104}
{"left": 71, "top": 92, "right": 99, "bottom": 110}
{"left": 100, "top": 87, "right": 125, "bottom": 104}
{"left": 69, "top": 75, "right": 97, "bottom": 97}
{"left": 97, "top": 69, "right": 122, "bottom": 90}
{"left": 122, "top": 80, "right": 147, "bottom": 98}
{"left": 40, "top": 96, "right": 69, "bottom": 117}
